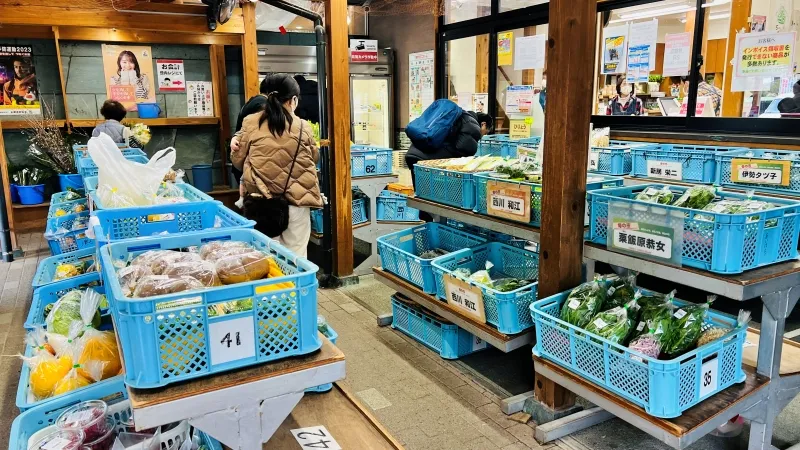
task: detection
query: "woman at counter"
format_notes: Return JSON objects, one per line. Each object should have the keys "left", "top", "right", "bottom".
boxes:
{"left": 606, "top": 80, "right": 644, "bottom": 116}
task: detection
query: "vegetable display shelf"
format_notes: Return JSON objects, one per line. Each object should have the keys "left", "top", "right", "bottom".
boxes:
{"left": 413, "top": 165, "right": 477, "bottom": 210}
{"left": 589, "top": 140, "right": 651, "bottom": 176}
{"left": 631, "top": 144, "right": 744, "bottom": 184}
{"left": 26, "top": 272, "right": 105, "bottom": 330}
{"left": 477, "top": 134, "right": 541, "bottom": 158}
{"left": 351, "top": 145, "right": 395, "bottom": 177}
{"left": 717, "top": 149, "right": 800, "bottom": 196}
{"left": 45, "top": 212, "right": 93, "bottom": 256}
{"left": 89, "top": 181, "right": 214, "bottom": 211}
{"left": 47, "top": 198, "right": 88, "bottom": 224}
{"left": 587, "top": 184, "right": 800, "bottom": 274}
{"left": 32, "top": 247, "right": 95, "bottom": 289}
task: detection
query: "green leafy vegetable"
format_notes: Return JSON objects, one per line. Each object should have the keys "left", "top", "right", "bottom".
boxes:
{"left": 584, "top": 305, "right": 634, "bottom": 345}
{"left": 660, "top": 296, "right": 715, "bottom": 358}
{"left": 672, "top": 186, "right": 717, "bottom": 210}
{"left": 635, "top": 186, "right": 674, "bottom": 205}
{"left": 603, "top": 273, "right": 637, "bottom": 309}
{"left": 560, "top": 279, "right": 607, "bottom": 328}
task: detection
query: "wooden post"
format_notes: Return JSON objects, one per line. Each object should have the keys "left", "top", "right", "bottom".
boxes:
{"left": 722, "top": 0, "right": 752, "bottom": 117}
{"left": 475, "top": 35, "right": 490, "bottom": 93}
{"left": 0, "top": 123, "right": 18, "bottom": 251}
{"left": 241, "top": 3, "right": 260, "bottom": 99}
{"left": 210, "top": 44, "right": 230, "bottom": 186}
{"left": 52, "top": 27, "right": 71, "bottom": 127}
{"left": 538, "top": 0, "right": 597, "bottom": 411}
{"left": 324, "top": 0, "right": 354, "bottom": 277}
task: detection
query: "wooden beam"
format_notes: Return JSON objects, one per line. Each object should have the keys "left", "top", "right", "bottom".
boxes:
{"left": 126, "top": 1, "right": 208, "bottom": 15}
{"left": 53, "top": 27, "right": 71, "bottom": 128}
{"left": 475, "top": 35, "right": 489, "bottom": 93}
{"left": 71, "top": 117, "right": 219, "bottom": 127}
{"left": 210, "top": 44, "right": 231, "bottom": 186}
{"left": 0, "top": 25, "right": 53, "bottom": 39}
{"left": 241, "top": 2, "right": 260, "bottom": 99}
{"left": 56, "top": 27, "right": 240, "bottom": 45}
{"left": 0, "top": 123, "right": 18, "bottom": 250}
{"left": 538, "top": 0, "right": 597, "bottom": 410}
{"left": 722, "top": 0, "right": 751, "bottom": 117}
{"left": 325, "top": 0, "right": 354, "bottom": 277}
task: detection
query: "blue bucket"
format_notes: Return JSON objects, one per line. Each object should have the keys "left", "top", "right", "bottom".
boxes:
{"left": 137, "top": 102, "right": 161, "bottom": 119}
{"left": 58, "top": 173, "right": 83, "bottom": 191}
{"left": 9, "top": 184, "right": 20, "bottom": 203}
{"left": 191, "top": 164, "right": 214, "bottom": 192}
{"left": 17, "top": 185, "right": 45, "bottom": 205}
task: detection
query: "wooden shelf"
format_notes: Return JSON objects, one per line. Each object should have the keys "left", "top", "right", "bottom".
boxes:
{"left": 12, "top": 201, "right": 49, "bottom": 209}
{"left": 373, "top": 267, "right": 535, "bottom": 353}
{"left": 70, "top": 117, "right": 220, "bottom": 128}
{"left": 0, "top": 120, "right": 66, "bottom": 130}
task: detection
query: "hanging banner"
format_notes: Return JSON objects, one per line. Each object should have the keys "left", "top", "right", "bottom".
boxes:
{"left": 498, "top": 31, "right": 514, "bottom": 66}
{"left": 734, "top": 31, "right": 796, "bottom": 78}
{"left": 505, "top": 85, "right": 534, "bottom": 115}
{"left": 472, "top": 93, "right": 488, "bottom": 114}
{"left": 156, "top": 59, "right": 186, "bottom": 92}
{"left": 349, "top": 39, "right": 378, "bottom": 63}
{"left": 187, "top": 81, "right": 213, "bottom": 117}
{"left": 602, "top": 25, "right": 628, "bottom": 74}
{"left": 0, "top": 44, "right": 40, "bottom": 116}
{"left": 662, "top": 33, "right": 692, "bottom": 77}
{"left": 409, "top": 50, "right": 434, "bottom": 121}
{"left": 514, "top": 35, "right": 546, "bottom": 70}
{"left": 628, "top": 19, "right": 658, "bottom": 71}
{"left": 102, "top": 45, "right": 156, "bottom": 111}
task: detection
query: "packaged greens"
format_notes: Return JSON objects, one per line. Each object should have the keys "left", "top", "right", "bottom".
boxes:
{"left": 584, "top": 302, "right": 635, "bottom": 345}
{"left": 492, "top": 278, "right": 533, "bottom": 292}
{"left": 635, "top": 186, "right": 674, "bottom": 205}
{"left": 672, "top": 185, "right": 717, "bottom": 210}
{"left": 604, "top": 273, "right": 637, "bottom": 309}
{"left": 695, "top": 191, "right": 778, "bottom": 226}
{"left": 45, "top": 290, "right": 101, "bottom": 336}
{"left": 630, "top": 290, "right": 675, "bottom": 342}
{"left": 697, "top": 310, "right": 751, "bottom": 347}
{"left": 469, "top": 262, "right": 494, "bottom": 288}
{"left": 560, "top": 278, "right": 607, "bottom": 328}
{"left": 660, "top": 296, "right": 715, "bottom": 358}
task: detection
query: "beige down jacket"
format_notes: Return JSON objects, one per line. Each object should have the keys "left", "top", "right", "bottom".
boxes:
{"left": 232, "top": 113, "right": 322, "bottom": 208}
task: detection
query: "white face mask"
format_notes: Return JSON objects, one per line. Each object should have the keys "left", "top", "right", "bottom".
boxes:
{"left": 620, "top": 85, "right": 632, "bottom": 97}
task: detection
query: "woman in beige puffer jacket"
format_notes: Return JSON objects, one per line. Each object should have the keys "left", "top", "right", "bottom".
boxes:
{"left": 231, "top": 74, "right": 322, "bottom": 258}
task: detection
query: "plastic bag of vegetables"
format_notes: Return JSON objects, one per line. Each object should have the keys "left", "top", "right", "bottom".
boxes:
{"left": 628, "top": 328, "right": 662, "bottom": 360}
{"left": 635, "top": 186, "right": 674, "bottom": 205}
{"left": 74, "top": 288, "right": 121, "bottom": 380}
{"left": 630, "top": 290, "right": 676, "bottom": 343}
{"left": 584, "top": 301, "right": 636, "bottom": 345}
{"left": 45, "top": 290, "right": 101, "bottom": 336}
{"left": 660, "top": 296, "right": 715, "bottom": 358}
{"left": 672, "top": 185, "right": 717, "bottom": 210}
{"left": 604, "top": 273, "right": 637, "bottom": 309}
{"left": 697, "top": 310, "right": 751, "bottom": 347}
{"left": 51, "top": 338, "right": 104, "bottom": 397}
{"left": 560, "top": 278, "right": 607, "bottom": 328}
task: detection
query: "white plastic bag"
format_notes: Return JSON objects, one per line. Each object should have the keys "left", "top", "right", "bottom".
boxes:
{"left": 88, "top": 133, "right": 176, "bottom": 208}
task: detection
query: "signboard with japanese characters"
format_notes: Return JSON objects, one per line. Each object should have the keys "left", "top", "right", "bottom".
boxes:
{"left": 186, "top": 81, "right": 213, "bottom": 117}
{"left": 731, "top": 159, "right": 791, "bottom": 186}
{"left": 509, "top": 119, "right": 531, "bottom": 140}
{"left": 486, "top": 180, "right": 532, "bottom": 223}
{"left": 734, "top": 31, "right": 796, "bottom": 78}
{"left": 350, "top": 39, "right": 379, "bottom": 63}
{"left": 646, "top": 160, "right": 683, "bottom": 181}
{"left": 156, "top": 59, "right": 186, "bottom": 92}
{"left": 608, "top": 202, "right": 684, "bottom": 266}
{"left": 0, "top": 44, "right": 40, "bottom": 116}
{"left": 444, "top": 274, "right": 486, "bottom": 323}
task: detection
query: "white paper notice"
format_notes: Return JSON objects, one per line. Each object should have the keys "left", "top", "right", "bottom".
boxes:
{"left": 409, "top": 50, "right": 435, "bottom": 121}
{"left": 663, "top": 33, "right": 692, "bottom": 77}
{"left": 291, "top": 426, "right": 342, "bottom": 450}
{"left": 514, "top": 35, "right": 546, "bottom": 70}
{"left": 208, "top": 316, "right": 256, "bottom": 365}
{"left": 457, "top": 92, "right": 473, "bottom": 110}
{"left": 186, "top": 81, "right": 213, "bottom": 117}
{"left": 628, "top": 20, "right": 658, "bottom": 71}
{"left": 472, "top": 93, "right": 489, "bottom": 114}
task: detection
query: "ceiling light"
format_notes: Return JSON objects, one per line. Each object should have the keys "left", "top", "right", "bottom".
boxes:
{"left": 609, "top": 4, "right": 695, "bottom": 23}
{"left": 710, "top": 13, "right": 730, "bottom": 20}
{"left": 702, "top": 0, "right": 730, "bottom": 7}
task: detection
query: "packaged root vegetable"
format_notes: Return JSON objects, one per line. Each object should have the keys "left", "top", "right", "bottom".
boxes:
{"left": 697, "top": 310, "right": 751, "bottom": 347}
{"left": 635, "top": 186, "right": 674, "bottom": 205}
{"left": 133, "top": 275, "right": 205, "bottom": 298}
{"left": 148, "top": 251, "right": 202, "bottom": 275}
{"left": 628, "top": 330, "right": 662, "bottom": 360}
{"left": 584, "top": 305, "right": 634, "bottom": 345}
{"left": 199, "top": 240, "right": 253, "bottom": 260}
{"left": 660, "top": 296, "right": 715, "bottom": 358}
{"left": 216, "top": 250, "right": 270, "bottom": 284}
{"left": 672, "top": 185, "right": 717, "bottom": 210}
{"left": 118, "top": 264, "right": 153, "bottom": 297}
{"left": 560, "top": 278, "right": 607, "bottom": 328}
{"left": 163, "top": 261, "right": 220, "bottom": 287}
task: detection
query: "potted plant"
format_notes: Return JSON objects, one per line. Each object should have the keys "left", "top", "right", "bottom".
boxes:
{"left": 12, "top": 167, "right": 50, "bottom": 205}
{"left": 24, "top": 103, "right": 79, "bottom": 191}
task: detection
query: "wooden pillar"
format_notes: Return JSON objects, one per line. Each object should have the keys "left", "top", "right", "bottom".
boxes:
{"left": 324, "top": 0, "right": 354, "bottom": 277}
{"left": 538, "top": 0, "right": 597, "bottom": 410}
{"left": 210, "top": 44, "right": 230, "bottom": 186}
{"left": 722, "top": 0, "right": 752, "bottom": 117}
{"left": 241, "top": 3, "right": 260, "bottom": 99}
{"left": 476, "top": 35, "right": 490, "bottom": 93}
{"left": 0, "top": 123, "right": 18, "bottom": 250}
{"left": 52, "top": 26, "right": 71, "bottom": 127}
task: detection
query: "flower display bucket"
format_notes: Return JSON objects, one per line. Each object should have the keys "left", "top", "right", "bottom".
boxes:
{"left": 58, "top": 173, "right": 83, "bottom": 191}
{"left": 17, "top": 184, "right": 45, "bottom": 205}
{"left": 136, "top": 102, "right": 161, "bottom": 118}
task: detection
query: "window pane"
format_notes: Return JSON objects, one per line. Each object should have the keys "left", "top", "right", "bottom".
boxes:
{"left": 500, "top": 0, "right": 548, "bottom": 13}
{"left": 444, "top": 0, "right": 491, "bottom": 24}
{"left": 445, "top": 35, "right": 490, "bottom": 110}
{"left": 494, "top": 25, "right": 548, "bottom": 134}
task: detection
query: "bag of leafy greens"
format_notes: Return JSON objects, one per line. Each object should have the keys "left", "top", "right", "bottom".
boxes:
{"left": 560, "top": 277, "right": 607, "bottom": 328}
{"left": 604, "top": 273, "right": 637, "bottom": 310}
{"left": 635, "top": 186, "right": 674, "bottom": 205}
{"left": 584, "top": 300, "right": 636, "bottom": 345}
{"left": 629, "top": 290, "right": 675, "bottom": 343}
{"left": 661, "top": 296, "right": 715, "bottom": 358}
{"left": 672, "top": 185, "right": 717, "bottom": 210}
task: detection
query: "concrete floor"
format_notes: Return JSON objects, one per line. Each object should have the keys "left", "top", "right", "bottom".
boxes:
{"left": 3, "top": 234, "right": 800, "bottom": 450}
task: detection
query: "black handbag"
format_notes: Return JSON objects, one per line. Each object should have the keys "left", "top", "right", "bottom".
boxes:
{"left": 243, "top": 122, "right": 304, "bottom": 238}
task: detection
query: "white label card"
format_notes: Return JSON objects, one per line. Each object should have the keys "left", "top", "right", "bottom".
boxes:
{"left": 589, "top": 152, "right": 600, "bottom": 171}
{"left": 674, "top": 309, "right": 687, "bottom": 319}
{"left": 447, "top": 282, "right": 482, "bottom": 317}
{"left": 646, "top": 160, "right": 683, "bottom": 181}
{"left": 736, "top": 166, "right": 783, "bottom": 185}
{"left": 291, "top": 426, "right": 342, "bottom": 450}
{"left": 364, "top": 154, "right": 378, "bottom": 175}
{"left": 208, "top": 316, "right": 256, "bottom": 365}
{"left": 473, "top": 336, "right": 488, "bottom": 352}
{"left": 490, "top": 194, "right": 526, "bottom": 216}
{"left": 699, "top": 357, "right": 719, "bottom": 398}
{"left": 568, "top": 299, "right": 581, "bottom": 310}
{"left": 41, "top": 437, "right": 71, "bottom": 450}
{"left": 612, "top": 227, "right": 673, "bottom": 259}
{"left": 593, "top": 318, "right": 609, "bottom": 329}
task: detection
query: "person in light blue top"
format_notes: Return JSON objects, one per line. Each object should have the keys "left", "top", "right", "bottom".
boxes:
{"left": 92, "top": 99, "right": 128, "bottom": 143}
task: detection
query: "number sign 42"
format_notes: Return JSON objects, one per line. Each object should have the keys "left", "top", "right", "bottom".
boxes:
{"left": 291, "top": 426, "right": 342, "bottom": 450}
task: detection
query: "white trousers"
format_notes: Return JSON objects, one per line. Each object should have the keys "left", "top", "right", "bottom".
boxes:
{"left": 276, "top": 205, "right": 311, "bottom": 259}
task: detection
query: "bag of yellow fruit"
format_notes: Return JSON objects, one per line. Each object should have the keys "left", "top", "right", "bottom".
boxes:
{"left": 51, "top": 333, "right": 105, "bottom": 397}
{"left": 73, "top": 288, "right": 121, "bottom": 380}
{"left": 21, "top": 327, "right": 71, "bottom": 400}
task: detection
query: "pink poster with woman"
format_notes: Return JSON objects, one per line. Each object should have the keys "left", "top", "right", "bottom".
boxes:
{"left": 101, "top": 44, "right": 156, "bottom": 111}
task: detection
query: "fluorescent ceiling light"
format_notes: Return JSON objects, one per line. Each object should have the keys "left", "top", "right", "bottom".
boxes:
{"left": 710, "top": 13, "right": 730, "bottom": 20}
{"left": 702, "top": 0, "right": 730, "bottom": 7}
{"left": 609, "top": 4, "right": 694, "bottom": 23}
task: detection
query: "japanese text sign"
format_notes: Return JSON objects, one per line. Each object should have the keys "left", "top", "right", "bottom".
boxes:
{"left": 444, "top": 274, "right": 486, "bottom": 323}
{"left": 156, "top": 59, "right": 185, "bottom": 92}
{"left": 734, "top": 32, "right": 796, "bottom": 78}
{"left": 350, "top": 39, "right": 378, "bottom": 63}
{"left": 608, "top": 201, "right": 684, "bottom": 266}
{"left": 731, "top": 159, "right": 790, "bottom": 186}
{"left": 646, "top": 160, "right": 683, "bottom": 181}
{"left": 486, "top": 180, "right": 532, "bottom": 223}
{"left": 509, "top": 119, "right": 531, "bottom": 140}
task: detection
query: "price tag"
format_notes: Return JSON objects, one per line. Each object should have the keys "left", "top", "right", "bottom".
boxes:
{"left": 486, "top": 180, "right": 531, "bottom": 223}
{"left": 147, "top": 213, "right": 176, "bottom": 223}
{"left": 568, "top": 299, "right": 581, "bottom": 310}
{"left": 509, "top": 119, "right": 531, "bottom": 140}
{"left": 699, "top": 357, "right": 719, "bottom": 398}
{"left": 473, "top": 336, "right": 488, "bottom": 351}
{"left": 517, "top": 145, "right": 539, "bottom": 163}
{"left": 610, "top": 220, "right": 675, "bottom": 261}
{"left": 41, "top": 437, "right": 71, "bottom": 450}
{"left": 588, "top": 152, "right": 600, "bottom": 171}
{"left": 208, "top": 316, "right": 256, "bottom": 365}
{"left": 731, "top": 159, "right": 790, "bottom": 186}
{"left": 673, "top": 309, "right": 687, "bottom": 319}
{"left": 444, "top": 274, "right": 486, "bottom": 323}
{"left": 291, "top": 426, "right": 342, "bottom": 450}
{"left": 592, "top": 318, "right": 609, "bottom": 329}
{"left": 364, "top": 154, "right": 378, "bottom": 175}
{"left": 646, "top": 160, "right": 683, "bottom": 181}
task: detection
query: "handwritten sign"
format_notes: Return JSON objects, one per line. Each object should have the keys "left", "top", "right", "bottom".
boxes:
{"left": 663, "top": 32, "right": 692, "bottom": 76}
{"left": 509, "top": 119, "right": 531, "bottom": 140}
{"left": 731, "top": 159, "right": 790, "bottom": 186}
{"left": 646, "top": 161, "right": 683, "bottom": 181}
{"left": 291, "top": 426, "right": 342, "bottom": 450}
{"left": 208, "top": 316, "right": 256, "bottom": 365}
{"left": 444, "top": 274, "right": 486, "bottom": 323}
{"left": 486, "top": 180, "right": 531, "bottom": 223}
{"left": 610, "top": 220, "right": 674, "bottom": 261}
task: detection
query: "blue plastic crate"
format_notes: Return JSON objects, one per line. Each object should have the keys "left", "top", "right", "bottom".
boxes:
{"left": 717, "top": 149, "right": 800, "bottom": 196}
{"left": 377, "top": 223, "right": 488, "bottom": 293}
{"left": 413, "top": 165, "right": 476, "bottom": 209}
{"left": 47, "top": 198, "right": 88, "bottom": 225}
{"left": 50, "top": 191, "right": 85, "bottom": 205}
{"left": 32, "top": 247, "right": 96, "bottom": 289}
{"left": 306, "top": 325, "right": 338, "bottom": 393}
{"left": 477, "top": 134, "right": 541, "bottom": 158}
{"left": 351, "top": 145, "right": 394, "bottom": 177}
{"left": 445, "top": 219, "right": 529, "bottom": 248}
{"left": 391, "top": 296, "right": 487, "bottom": 359}
{"left": 72, "top": 142, "right": 132, "bottom": 159}
{"left": 45, "top": 212, "right": 93, "bottom": 255}
{"left": 475, "top": 173, "right": 623, "bottom": 227}
{"left": 587, "top": 184, "right": 800, "bottom": 274}
{"left": 26, "top": 272, "right": 105, "bottom": 330}
{"left": 75, "top": 148, "right": 147, "bottom": 175}
{"left": 79, "top": 154, "right": 149, "bottom": 178}
{"left": 83, "top": 176, "right": 98, "bottom": 193}
{"left": 432, "top": 242, "right": 539, "bottom": 334}
{"left": 631, "top": 144, "right": 744, "bottom": 183}
{"left": 310, "top": 198, "right": 370, "bottom": 235}
{"left": 90, "top": 180, "right": 214, "bottom": 211}
{"left": 589, "top": 140, "right": 648, "bottom": 175}
{"left": 530, "top": 289, "right": 747, "bottom": 418}
{"left": 99, "top": 229, "right": 321, "bottom": 388}
{"left": 377, "top": 191, "right": 420, "bottom": 222}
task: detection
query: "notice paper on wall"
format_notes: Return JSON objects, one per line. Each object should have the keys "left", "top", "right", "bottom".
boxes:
{"left": 628, "top": 19, "right": 658, "bottom": 71}
{"left": 626, "top": 46, "right": 651, "bottom": 83}
{"left": 156, "top": 59, "right": 186, "bottom": 92}
{"left": 734, "top": 31, "right": 796, "bottom": 78}
{"left": 602, "top": 24, "right": 629, "bottom": 74}
{"left": 409, "top": 50, "right": 435, "bottom": 121}
{"left": 662, "top": 32, "right": 692, "bottom": 77}
{"left": 186, "top": 81, "right": 213, "bottom": 117}
{"left": 514, "top": 35, "right": 546, "bottom": 70}
{"left": 506, "top": 85, "right": 534, "bottom": 115}
{"left": 498, "top": 31, "right": 514, "bottom": 66}
{"left": 472, "top": 93, "right": 489, "bottom": 114}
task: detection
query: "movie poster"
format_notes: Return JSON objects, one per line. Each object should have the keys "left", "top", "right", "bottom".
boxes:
{"left": 102, "top": 44, "right": 156, "bottom": 111}
{"left": 0, "top": 44, "right": 40, "bottom": 116}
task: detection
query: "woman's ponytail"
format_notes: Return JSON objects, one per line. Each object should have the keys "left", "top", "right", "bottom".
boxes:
{"left": 258, "top": 74, "right": 302, "bottom": 138}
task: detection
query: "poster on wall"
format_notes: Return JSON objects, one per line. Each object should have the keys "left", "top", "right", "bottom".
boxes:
{"left": 734, "top": 31, "right": 796, "bottom": 78}
{"left": 0, "top": 45, "right": 39, "bottom": 115}
{"left": 628, "top": 19, "right": 658, "bottom": 71}
{"left": 505, "top": 85, "right": 534, "bottom": 115}
{"left": 498, "top": 31, "right": 514, "bottom": 66}
{"left": 602, "top": 25, "right": 628, "bottom": 74}
{"left": 752, "top": 15, "right": 767, "bottom": 32}
{"left": 409, "top": 50, "right": 434, "bottom": 121}
{"left": 626, "top": 46, "right": 651, "bottom": 83}
{"left": 156, "top": 59, "right": 186, "bottom": 92}
{"left": 514, "top": 35, "right": 546, "bottom": 71}
{"left": 662, "top": 33, "right": 692, "bottom": 77}
{"left": 187, "top": 81, "right": 213, "bottom": 117}
{"left": 472, "top": 94, "right": 488, "bottom": 114}
{"left": 102, "top": 44, "right": 156, "bottom": 111}
{"left": 350, "top": 39, "right": 378, "bottom": 63}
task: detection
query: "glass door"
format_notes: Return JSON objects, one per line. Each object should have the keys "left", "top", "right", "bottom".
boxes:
{"left": 351, "top": 76, "right": 390, "bottom": 148}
